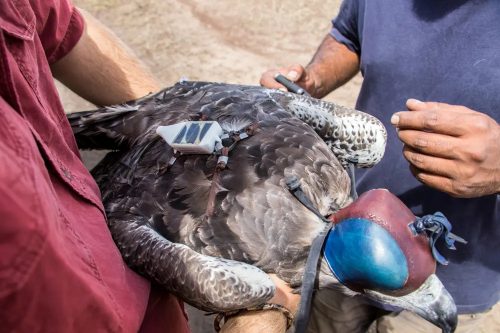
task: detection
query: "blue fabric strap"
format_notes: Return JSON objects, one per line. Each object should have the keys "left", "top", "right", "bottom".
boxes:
{"left": 409, "top": 212, "right": 467, "bottom": 265}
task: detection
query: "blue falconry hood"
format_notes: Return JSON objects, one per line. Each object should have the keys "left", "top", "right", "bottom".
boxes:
{"left": 324, "top": 217, "right": 409, "bottom": 292}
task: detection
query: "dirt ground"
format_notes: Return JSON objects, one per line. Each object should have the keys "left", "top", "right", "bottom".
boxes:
{"left": 59, "top": 0, "right": 360, "bottom": 113}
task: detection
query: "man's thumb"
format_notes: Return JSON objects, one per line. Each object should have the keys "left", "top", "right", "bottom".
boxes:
{"left": 286, "top": 64, "right": 305, "bottom": 82}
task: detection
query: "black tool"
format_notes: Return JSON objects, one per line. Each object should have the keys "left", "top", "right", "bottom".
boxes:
{"left": 274, "top": 73, "right": 310, "bottom": 96}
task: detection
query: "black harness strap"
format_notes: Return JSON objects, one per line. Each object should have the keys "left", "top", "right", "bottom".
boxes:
{"left": 347, "top": 163, "right": 358, "bottom": 200}
{"left": 293, "top": 223, "right": 332, "bottom": 333}
{"left": 286, "top": 176, "right": 334, "bottom": 333}
{"left": 286, "top": 177, "right": 332, "bottom": 222}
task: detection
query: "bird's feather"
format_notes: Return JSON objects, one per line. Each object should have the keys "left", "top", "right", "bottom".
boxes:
{"left": 71, "top": 81, "right": 385, "bottom": 311}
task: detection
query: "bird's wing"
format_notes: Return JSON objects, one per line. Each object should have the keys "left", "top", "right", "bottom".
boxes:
{"left": 105, "top": 198, "right": 275, "bottom": 312}
{"left": 66, "top": 82, "right": 213, "bottom": 150}
{"left": 267, "top": 90, "right": 387, "bottom": 168}
{"left": 67, "top": 105, "right": 139, "bottom": 150}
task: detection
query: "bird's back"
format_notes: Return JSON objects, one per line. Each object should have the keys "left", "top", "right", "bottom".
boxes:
{"left": 87, "top": 82, "right": 351, "bottom": 282}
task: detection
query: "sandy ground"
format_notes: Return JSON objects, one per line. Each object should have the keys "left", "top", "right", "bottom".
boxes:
{"left": 59, "top": 0, "right": 360, "bottom": 113}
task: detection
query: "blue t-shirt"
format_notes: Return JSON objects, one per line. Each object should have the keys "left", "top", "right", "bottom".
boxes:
{"left": 332, "top": 0, "right": 500, "bottom": 314}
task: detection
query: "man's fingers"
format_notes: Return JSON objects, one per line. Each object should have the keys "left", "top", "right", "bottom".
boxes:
{"left": 409, "top": 165, "right": 477, "bottom": 198}
{"left": 268, "top": 274, "right": 300, "bottom": 314}
{"left": 391, "top": 108, "right": 469, "bottom": 136}
{"left": 406, "top": 99, "right": 452, "bottom": 111}
{"left": 409, "top": 165, "right": 455, "bottom": 195}
{"left": 260, "top": 69, "right": 287, "bottom": 90}
{"left": 402, "top": 146, "right": 456, "bottom": 178}
{"left": 259, "top": 65, "right": 306, "bottom": 90}
{"left": 397, "top": 130, "right": 459, "bottom": 159}
{"left": 406, "top": 98, "right": 426, "bottom": 110}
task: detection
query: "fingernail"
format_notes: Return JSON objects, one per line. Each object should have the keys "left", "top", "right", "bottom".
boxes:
{"left": 390, "top": 114, "right": 400, "bottom": 125}
{"left": 407, "top": 98, "right": 424, "bottom": 105}
{"left": 279, "top": 87, "right": 287, "bottom": 92}
{"left": 287, "top": 70, "right": 298, "bottom": 81}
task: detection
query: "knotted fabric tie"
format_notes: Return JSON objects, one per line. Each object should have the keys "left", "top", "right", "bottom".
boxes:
{"left": 409, "top": 212, "right": 467, "bottom": 265}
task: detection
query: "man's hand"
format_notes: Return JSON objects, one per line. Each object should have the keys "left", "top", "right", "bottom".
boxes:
{"left": 220, "top": 274, "right": 300, "bottom": 333}
{"left": 260, "top": 34, "right": 360, "bottom": 99}
{"left": 268, "top": 274, "right": 301, "bottom": 315}
{"left": 260, "top": 65, "right": 317, "bottom": 96}
{"left": 391, "top": 99, "right": 500, "bottom": 198}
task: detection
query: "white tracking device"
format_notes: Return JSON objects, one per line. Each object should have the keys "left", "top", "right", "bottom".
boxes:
{"left": 156, "top": 121, "right": 224, "bottom": 154}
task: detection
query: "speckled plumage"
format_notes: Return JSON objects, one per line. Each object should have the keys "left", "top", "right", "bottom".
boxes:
{"left": 69, "top": 81, "right": 387, "bottom": 312}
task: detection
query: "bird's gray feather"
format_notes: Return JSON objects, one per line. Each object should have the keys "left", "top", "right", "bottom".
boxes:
{"left": 71, "top": 81, "right": 384, "bottom": 311}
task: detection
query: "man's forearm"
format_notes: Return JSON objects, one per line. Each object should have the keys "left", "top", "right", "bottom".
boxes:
{"left": 220, "top": 310, "right": 287, "bottom": 333}
{"left": 220, "top": 274, "right": 300, "bottom": 333}
{"left": 306, "top": 34, "right": 360, "bottom": 98}
{"left": 51, "top": 8, "right": 160, "bottom": 106}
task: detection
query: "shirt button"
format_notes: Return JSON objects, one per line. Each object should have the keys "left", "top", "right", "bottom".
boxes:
{"left": 61, "top": 167, "right": 74, "bottom": 181}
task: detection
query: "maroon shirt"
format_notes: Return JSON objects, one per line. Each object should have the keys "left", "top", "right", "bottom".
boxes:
{"left": 0, "top": 1, "right": 190, "bottom": 332}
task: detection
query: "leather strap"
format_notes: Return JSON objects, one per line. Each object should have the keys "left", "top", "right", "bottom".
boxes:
{"left": 286, "top": 176, "right": 333, "bottom": 332}
{"left": 293, "top": 223, "right": 332, "bottom": 333}
{"left": 409, "top": 212, "right": 467, "bottom": 265}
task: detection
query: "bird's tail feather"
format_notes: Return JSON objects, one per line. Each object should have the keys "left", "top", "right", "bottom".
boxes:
{"left": 66, "top": 105, "right": 138, "bottom": 150}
